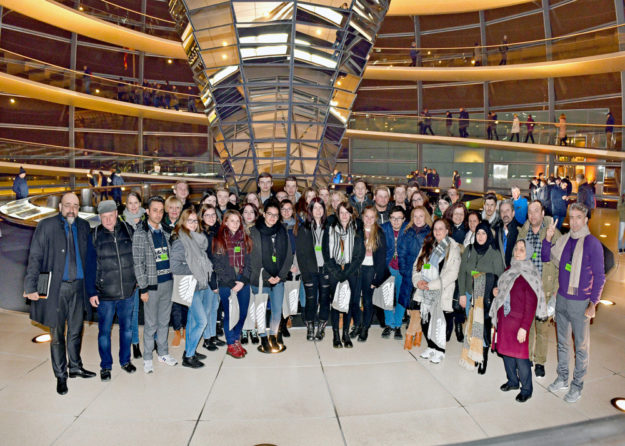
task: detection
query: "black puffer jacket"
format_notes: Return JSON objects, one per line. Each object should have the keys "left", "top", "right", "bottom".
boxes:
{"left": 92, "top": 220, "right": 136, "bottom": 300}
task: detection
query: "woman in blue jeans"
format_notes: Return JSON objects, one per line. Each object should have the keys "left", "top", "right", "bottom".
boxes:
{"left": 212, "top": 210, "right": 252, "bottom": 359}
{"left": 170, "top": 209, "right": 214, "bottom": 368}
{"left": 249, "top": 198, "right": 294, "bottom": 352}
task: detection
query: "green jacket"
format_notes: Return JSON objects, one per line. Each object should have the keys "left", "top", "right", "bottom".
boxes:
{"left": 458, "top": 245, "right": 505, "bottom": 297}
{"left": 517, "top": 215, "right": 560, "bottom": 298}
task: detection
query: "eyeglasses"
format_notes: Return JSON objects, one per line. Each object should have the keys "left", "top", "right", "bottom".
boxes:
{"left": 390, "top": 217, "right": 404, "bottom": 222}
{"left": 281, "top": 208, "right": 293, "bottom": 213}
{"left": 265, "top": 212, "right": 279, "bottom": 218}
{"left": 187, "top": 219, "right": 198, "bottom": 224}
{"left": 204, "top": 213, "right": 217, "bottom": 218}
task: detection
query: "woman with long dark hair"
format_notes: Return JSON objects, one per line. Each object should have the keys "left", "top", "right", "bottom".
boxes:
{"left": 212, "top": 210, "right": 253, "bottom": 358}
{"left": 354, "top": 205, "right": 389, "bottom": 342}
{"left": 411, "top": 219, "right": 461, "bottom": 363}
{"left": 322, "top": 202, "right": 365, "bottom": 348}
{"left": 444, "top": 201, "right": 467, "bottom": 244}
{"left": 296, "top": 197, "right": 331, "bottom": 340}
{"left": 249, "top": 199, "right": 294, "bottom": 352}
{"left": 170, "top": 209, "right": 213, "bottom": 368}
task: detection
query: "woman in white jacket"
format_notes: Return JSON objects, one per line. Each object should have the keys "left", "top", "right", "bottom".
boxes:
{"left": 510, "top": 113, "right": 520, "bottom": 142}
{"left": 412, "top": 218, "right": 461, "bottom": 363}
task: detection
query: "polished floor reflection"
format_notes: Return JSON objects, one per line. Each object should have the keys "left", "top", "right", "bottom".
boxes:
{"left": 1, "top": 255, "right": 624, "bottom": 446}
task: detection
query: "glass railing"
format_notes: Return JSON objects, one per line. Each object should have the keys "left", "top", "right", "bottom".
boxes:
{"left": 370, "top": 23, "right": 623, "bottom": 68}
{"left": 55, "top": 0, "right": 179, "bottom": 40}
{"left": 0, "top": 138, "right": 223, "bottom": 177}
{"left": 349, "top": 111, "right": 624, "bottom": 153}
{"left": 0, "top": 48, "right": 204, "bottom": 113}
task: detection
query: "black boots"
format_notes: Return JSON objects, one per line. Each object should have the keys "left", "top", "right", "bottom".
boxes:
{"left": 279, "top": 317, "right": 291, "bottom": 338}
{"left": 260, "top": 335, "right": 271, "bottom": 352}
{"left": 349, "top": 325, "right": 360, "bottom": 339}
{"left": 455, "top": 323, "right": 464, "bottom": 343}
{"left": 478, "top": 347, "right": 489, "bottom": 375}
{"left": 358, "top": 326, "right": 369, "bottom": 342}
{"left": 316, "top": 321, "right": 327, "bottom": 341}
{"left": 306, "top": 322, "right": 315, "bottom": 341}
{"left": 446, "top": 321, "right": 453, "bottom": 342}
{"left": 333, "top": 329, "right": 342, "bottom": 348}
{"left": 241, "top": 331, "right": 250, "bottom": 344}
{"left": 132, "top": 343, "right": 141, "bottom": 359}
{"left": 342, "top": 328, "right": 353, "bottom": 348}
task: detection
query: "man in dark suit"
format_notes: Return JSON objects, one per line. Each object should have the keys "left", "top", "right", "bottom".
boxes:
{"left": 493, "top": 199, "right": 519, "bottom": 268}
{"left": 24, "top": 192, "right": 96, "bottom": 395}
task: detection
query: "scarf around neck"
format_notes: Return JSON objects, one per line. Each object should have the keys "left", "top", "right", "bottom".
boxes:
{"left": 178, "top": 231, "right": 211, "bottom": 289}
{"left": 329, "top": 222, "right": 355, "bottom": 266}
{"left": 225, "top": 228, "right": 245, "bottom": 269}
{"left": 123, "top": 207, "right": 145, "bottom": 229}
{"left": 256, "top": 217, "right": 287, "bottom": 277}
{"left": 550, "top": 225, "right": 591, "bottom": 295}
{"left": 490, "top": 259, "right": 545, "bottom": 327}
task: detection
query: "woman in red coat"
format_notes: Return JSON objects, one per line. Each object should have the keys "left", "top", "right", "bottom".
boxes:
{"left": 490, "top": 240, "right": 542, "bottom": 403}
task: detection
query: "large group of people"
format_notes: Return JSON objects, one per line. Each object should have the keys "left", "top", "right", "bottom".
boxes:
{"left": 23, "top": 174, "right": 606, "bottom": 407}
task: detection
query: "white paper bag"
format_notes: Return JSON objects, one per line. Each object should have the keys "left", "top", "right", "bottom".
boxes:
{"left": 282, "top": 280, "right": 300, "bottom": 317}
{"left": 331, "top": 280, "right": 351, "bottom": 313}
{"left": 372, "top": 276, "right": 395, "bottom": 311}
{"left": 171, "top": 275, "right": 196, "bottom": 307}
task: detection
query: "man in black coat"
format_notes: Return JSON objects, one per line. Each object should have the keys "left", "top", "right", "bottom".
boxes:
{"left": 87, "top": 200, "right": 137, "bottom": 381}
{"left": 24, "top": 193, "right": 97, "bottom": 395}
{"left": 493, "top": 199, "right": 519, "bottom": 268}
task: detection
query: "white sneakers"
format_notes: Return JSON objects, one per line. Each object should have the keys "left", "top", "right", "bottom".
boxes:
{"left": 420, "top": 348, "right": 435, "bottom": 359}
{"left": 158, "top": 354, "right": 178, "bottom": 366}
{"left": 430, "top": 351, "right": 445, "bottom": 364}
{"left": 144, "top": 360, "right": 154, "bottom": 374}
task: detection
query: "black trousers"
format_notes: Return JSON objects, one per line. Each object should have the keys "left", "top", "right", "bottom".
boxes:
{"left": 329, "top": 272, "right": 360, "bottom": 329}
{"left": 51, "top": 281, "right": 85, "bottom": 379}
{"left": 357, "top": 265, "right": 375, "bottom": 329}
{"left": 524, "top": 132, "right": 535, "bottom": 143}
{"left": 303, "top": 268, "right": 331, "bottom": 323}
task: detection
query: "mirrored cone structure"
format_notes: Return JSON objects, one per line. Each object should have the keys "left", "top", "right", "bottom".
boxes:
{"left": 169, "top": 0, "right": 389, "bottom": 191}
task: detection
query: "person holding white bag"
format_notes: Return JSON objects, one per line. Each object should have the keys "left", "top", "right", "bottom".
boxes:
{"left": 249, "top": 198, "right": 294, "bottom": 353}
{"left": 412, "top": 218, "right": 461, "bottom": 363}
{"left": 212, "top": 210, "right": 252, "bottom": 359}
{"left": 170, "top": 209, "right": 213, "bottom": 369}
{"left": 322, "top": 202, "right": 365, "bottom": 349}
{"left": 354, "top": 206, "right": 389, "bottom": 342}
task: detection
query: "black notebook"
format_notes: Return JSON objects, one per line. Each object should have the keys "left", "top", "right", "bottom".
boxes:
{"left": 36, "top": 273, "right": 52, "bottom": 298}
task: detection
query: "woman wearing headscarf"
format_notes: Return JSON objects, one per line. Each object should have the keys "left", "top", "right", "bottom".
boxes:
{"left": 322, "top": 202, "right": 365, "bottom": 348}
{"left": 411, "top": 219, "right": 461, "bottom": 362}
{"left": 490, "top": 240, "right": 545, "bottom": 402}
{"left": 458, "top": 220, "right": 505, "bottom": 374}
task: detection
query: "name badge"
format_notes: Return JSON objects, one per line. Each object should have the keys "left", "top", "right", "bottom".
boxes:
{"left": 423, "top": 263, "right": 431, "bottom": 270}
{"left": 315, "top": 245, "right": 322, "bottom": 252}
{"left": 272, "top": 255, "right": 277, "bottom": 263}
{"left": 234, "top": 246, "right": 241, "bottom": 253}
{"left": 565, "top": 263, "right": 572, "bottom": 272}
{"left": 160, "top": 253, "right": 169, "bottom": 261}
{"left": 532, "top": 252, "right": 537, "bottom": 260}
{"left": 471, "top": 270, "right": 479, "bottom": 277}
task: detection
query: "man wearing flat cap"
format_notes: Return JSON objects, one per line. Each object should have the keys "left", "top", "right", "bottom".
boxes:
{"left": 86, "top": 200, "right": 138, "bottom": 381}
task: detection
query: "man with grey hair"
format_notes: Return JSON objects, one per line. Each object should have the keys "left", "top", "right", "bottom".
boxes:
{"left": 87, "top": 200, "right": 137, "bottom": 381}
{"left": 24, "top": 192, "right": 96, "bottom": 395}
{"left": 543, "top": 202, "right": 605, "bottom": 402}
{"left": 511, "top": 186, "right": 528, "bottom": 225}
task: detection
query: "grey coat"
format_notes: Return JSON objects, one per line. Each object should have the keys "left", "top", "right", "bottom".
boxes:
{"left": 132, "top": 219, "right": 171, "bottom": 294}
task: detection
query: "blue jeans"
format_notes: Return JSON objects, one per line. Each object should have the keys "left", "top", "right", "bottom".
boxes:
{"left": 384, "top": 268, "right": 405, "bottom": 329}
{"left": 97, "top": 296, "right": 133, "bottom": 370}
{"left": 185, "top": 288, "right": 209, "bottom": 357}
{"left": 218, "top": 283, "right": 250, "bottom": 345}
{"left": 131, "top": 288, "right": 140, "bottom": 345}
{"left": 202, "top": 289, "right": 220, "bottom": 340}
{"left": 252, "top": 282, "right": 284, "bottom": 336}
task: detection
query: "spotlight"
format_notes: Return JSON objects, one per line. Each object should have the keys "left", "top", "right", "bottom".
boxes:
{"left": 32, "top": 333, "right": 51, "bottom": 343}
{"left": 79, "top": 6, "right": 84, "bottom": 11}
{"left": 222, "top": 41, "right": 227, "bottom": 46}
{"left": 167, "top": 59, "right": 173, "bottom": 64}
{"left": 95, "top": 89, "right": 100, "bottom": 94}
{"left": 599, "top": 299, "right": 615, "bottom": 306}
{"left": 222, "top": 54, "right": 228, "bottom": 59}
{"left": 611, "top": 398, "right": 625, "bottom": 412}
{"left": 9, "top": 98, "right": 15, "bottom": 104}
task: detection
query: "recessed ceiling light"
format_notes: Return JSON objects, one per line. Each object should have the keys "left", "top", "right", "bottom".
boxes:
{"left": 316, "top": 29, "right": 322, "bottom": 35}
{"left": 79, "top": 6, "right": 84, "bottom": 11}
{"left": 604, "top": 223, "right": 611, "bottom": 226}
{"left": 10, "top": 98, "right": 15, "bottom": 104}
{"left": 222, "top": 54, "right": 227, "bottom": 59}
{"left": 600, "top": 234, "right": 607, "bottom": 238}
{"left": 599, "top": 299, "right": 615, "bottom": 306}
{"left": 95, "top": 89, "right": 100, "bottom": 93}
{"left": 222, "top": 41, "right": 227, "bottom": 46}
{"left": 167, "top": 59, "right": 173, "bottom": 64}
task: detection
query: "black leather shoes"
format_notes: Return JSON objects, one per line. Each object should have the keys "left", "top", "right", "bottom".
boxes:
{"left": 203, "top": 338, "right": 218, "bottom": 351}
{"left": 249, "top": 332, "right": 259, "bottom": 345}
{"left": 535, "top": 364, "right": 545, "bottom": 378}
{"left": 56, "top": 378, "right": 68, "bottom": 395}
{"left": 394, "top": 327, "right": 403, "bottom": 340}
{"left": 381, "top": 327, "right": 392, "bottom": 338}
{"left": 342, "top": 329, "right": 353, "bottom": 348}
{"left": 349, "top": 325, "right": 360, "bottom": 339}
{"left": 121, "top": 362, "right": 136, "bottom": 374}
{"left": 100, "top": 369, "right": 111, "bottom": 381}
{"left": 515, "top": 392, "right": 532, "bottom": 403}
{"left": 132, "top": 343, "right": 142, "bottom": 359}
{"left": 241, "top": 331, "right": 250, "bottom": 345}
{"left": 194, "top": 351, "right": 207, "bottom": 360}
{"left": 69, "top": 368, "right": 96, "bottom": 378}
{"left": 358, "top": 327, "right": 369, "bottom": 342}
{"left": 455, "top": 324, "right": 464, "bottom": 343}
{"left": 333, "top": 330, "right": 343, "bottom": 348}
{"left": 182, "top": 355, "right": 204, "bottom": 369}
{"left": 500, "top": 383, "right": 519, "bottom": 392}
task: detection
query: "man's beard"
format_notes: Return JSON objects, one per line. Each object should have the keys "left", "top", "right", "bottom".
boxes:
{"left": 66, "top": 215, "right": 75, "bottom": 224}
